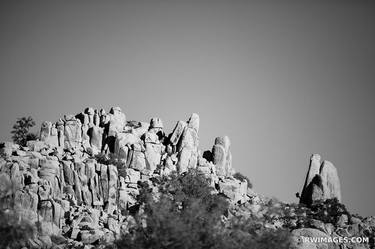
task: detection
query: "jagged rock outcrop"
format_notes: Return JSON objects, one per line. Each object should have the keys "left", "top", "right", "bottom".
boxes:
{"left": 0, "top": 107, "right": 250, "bottom": 248}
{"left": 300, "top": 154, "right": 341, "bottom": 206}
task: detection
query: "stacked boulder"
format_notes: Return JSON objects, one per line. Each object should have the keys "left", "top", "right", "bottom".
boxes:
{"left": 300, "top": 154, "right": 342, "bottom": 206}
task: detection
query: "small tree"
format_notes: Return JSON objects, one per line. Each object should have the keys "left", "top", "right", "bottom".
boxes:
{"left": 11, "top": 116, "right": 36, "bottom": 146}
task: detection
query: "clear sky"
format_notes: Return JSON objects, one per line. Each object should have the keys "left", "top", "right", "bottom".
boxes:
{"left": 1, "top": 1, "right": 374, "bottom": 216}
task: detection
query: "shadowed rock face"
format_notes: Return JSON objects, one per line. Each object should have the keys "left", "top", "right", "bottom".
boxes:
{"left": 300, "top": 154, "right": 341, "bottom": 206}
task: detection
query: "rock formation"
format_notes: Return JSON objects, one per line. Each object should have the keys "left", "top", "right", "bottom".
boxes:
{"left": 0, "top": 107, "right": 249, "bottom": 248}
{"left": 2, "top": 107, "right": 369, "bottom": 249}
{"left": 300, "top": 154, "right": 342, "bottom": 206}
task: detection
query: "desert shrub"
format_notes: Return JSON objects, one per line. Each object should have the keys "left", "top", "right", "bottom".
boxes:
{"left": 113, "top": 169, "right": 292, "bottom": 249}
{"left": 233, "top": 172, "right": 253, "bottom": 188}
{"left": 11, "top": 116, "right": 36, "bottom": 146}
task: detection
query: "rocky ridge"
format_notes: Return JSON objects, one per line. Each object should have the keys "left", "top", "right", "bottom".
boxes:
{"left": 0, "top": 106, "right": 374, "bottom": 249}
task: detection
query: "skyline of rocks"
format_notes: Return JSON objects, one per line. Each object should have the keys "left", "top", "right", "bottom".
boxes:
{"left": 1, "top": 106, "right": 369, "bottom": 249}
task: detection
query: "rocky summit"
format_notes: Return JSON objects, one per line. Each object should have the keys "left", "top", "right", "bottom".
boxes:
{"left": 0, "top": 106, "right": 374, "bottom": 249}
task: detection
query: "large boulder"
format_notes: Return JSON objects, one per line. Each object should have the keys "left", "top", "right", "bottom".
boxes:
{"left": 144, "top": 131, "right": 163, "bottom": 172}
{"left": 320, "top": 160, "right": 341, "bottom": 201}
{"left": 176, "top": 113, "right": 200, "bottom": 173}
{"left": 212, "top": 135, "right": 233, "bottom": 177}
{"left": 300, "top": 154, "right": 341, "bottom": 206}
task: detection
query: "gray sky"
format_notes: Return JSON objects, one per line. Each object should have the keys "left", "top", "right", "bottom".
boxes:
{"left": 1, "top": 1, "right": 374, "bottom": 216}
